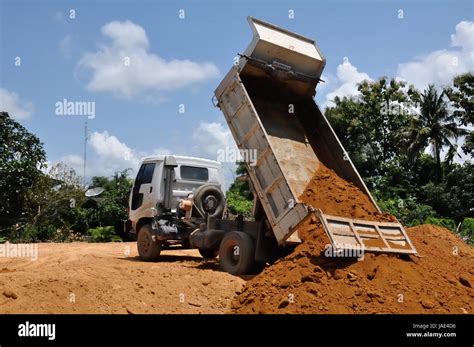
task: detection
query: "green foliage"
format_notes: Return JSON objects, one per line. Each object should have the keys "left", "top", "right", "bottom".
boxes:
{"left": 377, "top": 196, "right": 436, "bottom": 227}
{"left": 398, "top": 85, "right": 467, "bottom": 180}
{"left": 325, "top": 96, "right": 375, "bottom": 176}
{"left": 23, "top": 163, "right": 86, "bottom": 233}
{"left": 423, "top": 217, "right": 457, "bottom": 232}
{"left": 22, "top": 224, "right": 57, "bottom": 242}
{"left": 444, "top": 73, "right": 473, "bottom": 156}
{"left": 0, "top": 153, "right": 132, "bottom": 242}
{"left": 326, "top": 75, "right": 473, "bottom": 247}
{"left": 88, "top": 226, "right": 122, "bottom": 242}
{"left": 226, "top": 190, "right": 254, "bottom": 217}
{"left": 20, "top": 167, "right": 133, "bottom": 241}
{"left": 87, "top": 170, "right": 133, "bottom": 233}
{"left": 458, "top": 218, "right": 474, "bottom": 245}
{"left": 419, "top": 162, "right": 473, "bottom": 218}
{"left": 326, "top": 78, "right": 416, "bottom": 181}
{"left": 358, "top": 78, "right": 413, "bottom": 162}
{"left": 368, "top": 157, "right": 415, "bottom": 200}
{"left": 225, "top": 163, "right": 254, "bottom": 217}
{"left": 0, "top": 112, "right": 46, "bottom": 228}
{"left": 18, "top": 221, "right": 85, "bottom": 243}
{"left": 235, "top": 161, "right": 248, "bottom": 176}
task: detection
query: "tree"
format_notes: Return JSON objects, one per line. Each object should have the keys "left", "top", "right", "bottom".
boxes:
{"left": 226, "top": 162, "right": 254, "bottom": 217}
{"left": 420, "top": 162, "right": 474, "bottom": 220}
{"left": 326, "top": 78, "right": 413, "bottom": 182}
{"left": 325, "top": 96, "right": 372, "bottom": 174}
{"left": 20, "top": 163, "right": 86, "bottom": 240}
{"left": 444, "top": 73, "right": 473, "bottom": 157}
{"left": 0, "top": 112, "right": 46, "bottom": 228}
{"left": 398, "top": 85, "right": 466, "bottom": 180}
{"left": 357, "top": 78, "right": 413, "bottom": 163}
{"left": 87, "top": 170, "right": 133, "bottom": 234}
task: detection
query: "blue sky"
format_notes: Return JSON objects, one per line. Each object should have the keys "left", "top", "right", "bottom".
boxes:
{"left": 1, "top": 0, "right": 473, "bottom": 185}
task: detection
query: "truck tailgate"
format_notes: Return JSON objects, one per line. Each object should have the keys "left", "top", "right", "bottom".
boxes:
{"left": 315, "top": 210, "right": 418, "bottom": 255}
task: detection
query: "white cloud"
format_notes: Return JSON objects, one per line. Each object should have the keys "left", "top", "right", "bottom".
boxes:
{"left": 78, "top": 20, "right": 220, "bottom": 98}
{"left": 397, "top": 20, "right": 474, "bottom": 89}
{"left": 89, "top": 131, "right": 133, "bottom": 160}
{"left": 58, "top": 124, "right": 236, "bottom": 188}
{"left": 451, "top": 21, "right": 474, "bottom": 51}
{"left": 59, "top": 131, "right": 172, "bottom": 181}
{"left": 191, "top": 122, "right": 240, "bottom": 191}
{"left": 88, "top": 131, "right": 142, "bottom": 177}
{"left": 324, "top": 60, "right": 372, "bottom": 106}
{"left": 322, "top": 21, "right": 474, "bottom": 107}
{"left": 149, "top": 147, "right": 172, "bottom": 157}
{"left": 191, "top": 122, "right": 237, "bottom": 161}
{"left": 0, "top": 88, "right": 34, "bottom": 119}
{"left": 59, "top": 154, "right": 84, "bottom": 176}
{"left": 316, "top": 74, "right": 331, "bottom": 93}
{"left": 59, "top": 35, "right": 72, "bottom": 57}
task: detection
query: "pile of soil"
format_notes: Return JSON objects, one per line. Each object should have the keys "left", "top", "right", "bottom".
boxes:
{"left": 298, "top": 162, "right": 396, "bottom": 228}
{"left": 231, "top": 163, "right": 474, "bottom": 314}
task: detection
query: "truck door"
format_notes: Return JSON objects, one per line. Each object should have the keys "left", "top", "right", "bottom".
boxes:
{"left": 131, "top": 163, "right": 156, "bottom": 210}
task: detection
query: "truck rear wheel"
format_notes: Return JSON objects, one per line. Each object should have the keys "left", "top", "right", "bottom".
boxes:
{"left": 219, "top": 231, "right": 255, "bottom": 275}
{"left": 198, "top": 248, "right": 218, "bottom": 259}
{"left": 137, "top": 224, "right": 162, "bottom": 261}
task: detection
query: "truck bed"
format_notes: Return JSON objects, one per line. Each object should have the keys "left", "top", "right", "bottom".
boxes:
{"left": 241, "top": 72, "right": 378, "bottom": 205}
{"left": 214, "top": 17, "right": 416, "bottom": 255}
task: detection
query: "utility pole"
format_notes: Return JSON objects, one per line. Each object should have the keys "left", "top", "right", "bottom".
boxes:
{"left": 83, "top": 120, "right": 87, "bottom": 187}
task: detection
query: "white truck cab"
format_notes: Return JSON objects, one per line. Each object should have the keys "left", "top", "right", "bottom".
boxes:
{"left": 127, "top": 155, "right": 224, "bottom": 236}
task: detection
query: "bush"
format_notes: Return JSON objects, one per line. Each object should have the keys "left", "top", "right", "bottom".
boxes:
{"left": 458, "top": 218, "right": 474, "bottom": 245}
{"left": 377, "top": 196, "right": 436, "bottom": 226}
{"left": 225, "top": 190, "right": 253, "bottom": 217}
{"left": 49, "top": 229, "right": 87, "bottom": 243}
{"left": 88, "top": 226, "right": 122, "bottom": 242}
{"left": 423, "top": 217, "right": 457, "bottom": 232}
{"left": 21, "top": 224, "right": 57, "bottom": 242}
{"left": 86, "top": 171, "right": 132, "bottom": 231}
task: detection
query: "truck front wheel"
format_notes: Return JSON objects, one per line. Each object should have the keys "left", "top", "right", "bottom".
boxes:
{"left": 219, "top": 231, "right": 255, "bottom": 275}
{"left": 137, "top": 224, "right": 162, "bottom": 261}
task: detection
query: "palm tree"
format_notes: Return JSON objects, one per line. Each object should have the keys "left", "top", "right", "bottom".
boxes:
{"left": 400, "top": 85, "right": 466, "bottom": 180}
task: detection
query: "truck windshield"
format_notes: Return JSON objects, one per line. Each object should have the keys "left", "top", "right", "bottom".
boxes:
{"left": 180, "top": 166, "right": 209, "bottom": 181}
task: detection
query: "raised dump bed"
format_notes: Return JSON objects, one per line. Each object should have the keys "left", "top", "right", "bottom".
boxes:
{"left": 215, "top": 17, "right": 416, "bottom": 255}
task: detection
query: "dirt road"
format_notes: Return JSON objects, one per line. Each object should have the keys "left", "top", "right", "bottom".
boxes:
{"left": 0, "top": 242, "right": 245, "bottom": 314}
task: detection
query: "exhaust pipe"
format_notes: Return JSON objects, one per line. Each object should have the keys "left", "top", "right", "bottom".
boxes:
{"left": 163, "top": 155, "right": 178, "bottom": 210}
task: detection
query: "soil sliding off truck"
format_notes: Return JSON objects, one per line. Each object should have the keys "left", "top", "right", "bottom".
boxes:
{"left": 129, "top": 17, "right": 417, "bottom": 275}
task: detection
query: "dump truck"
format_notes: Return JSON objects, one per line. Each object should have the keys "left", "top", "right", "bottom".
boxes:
{"left": 132, "top": 17, "right": 417, "bottom": 275}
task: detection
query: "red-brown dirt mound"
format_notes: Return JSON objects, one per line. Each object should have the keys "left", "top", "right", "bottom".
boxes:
{"left": 298, "top": 162, "right": 396, "bottom": 227}
{"left": 231, "top": 164, "right": 474, "bottom": 314}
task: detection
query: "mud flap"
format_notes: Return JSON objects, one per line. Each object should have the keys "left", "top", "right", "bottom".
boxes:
{"left": 315, "top": 209, "right": 417, "bottom": 255}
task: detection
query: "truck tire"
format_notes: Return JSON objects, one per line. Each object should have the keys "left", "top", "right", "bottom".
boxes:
{"left": 137, "top": 224, "right": 162, "bottom": 261}
{"left": 199, "top": 248, "right": 218, "bottom": 259}
{"left": 219, "top": 231, "right": 255, "bottom": 275}
{"left": 193, "top": 185, "right": 225, "bottom": 219}
{"left": 181, "top": 239, "right": 192, "bottom": 249}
